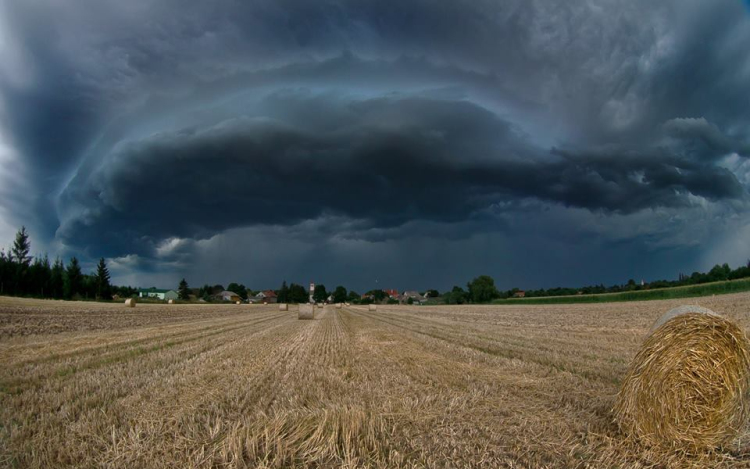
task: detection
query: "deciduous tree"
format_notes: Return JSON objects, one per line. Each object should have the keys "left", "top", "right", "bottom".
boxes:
{"left": 331, "top": 285, "right": 347, "bottom": 303}
{"left": 313, "top": 284, "right": 328, "bottom": 303}
{"left": 467, "top": 275, "right": 500, "bottom": 303}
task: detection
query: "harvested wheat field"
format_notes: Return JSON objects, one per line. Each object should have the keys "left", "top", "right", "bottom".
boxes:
{"left": 3, "top": 295, "right": 750, "bottom": 468}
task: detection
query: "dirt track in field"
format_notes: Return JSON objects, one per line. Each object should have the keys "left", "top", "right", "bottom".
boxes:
{"left": 3, "top": 294, "right": 750, "bottom": 468}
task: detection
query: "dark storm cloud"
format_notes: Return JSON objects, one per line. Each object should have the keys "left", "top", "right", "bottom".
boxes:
{"left": 56, "top": 95, "right": 746, "bottom": 257}
{"left": 663, "top": 118, "right": 750, "bottom": 160}
{"left": 1, "top": 0, "right": 750, "bottom": 289}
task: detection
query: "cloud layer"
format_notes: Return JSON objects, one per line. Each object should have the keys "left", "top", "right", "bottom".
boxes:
{"left": 1, "top": 0, "right": 749, "bottom": 289}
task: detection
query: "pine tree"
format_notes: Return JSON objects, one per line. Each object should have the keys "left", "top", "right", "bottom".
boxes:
{"left": 28, "top": 255, "right": 51, "bottom": 297}
{"left": 40, "top": 255, "right": 51, "bottom": 297}
{"left": 277, "top": 280, "right": 289, "bottom": 303}
{"left": 178, "top": 278, "right": 190, "bottom": 300}
{"left": 10, "top": 226, "right": 31, "bottom": 295}
{"left": 0, "top": 249, "right": 8, "bottom": 295}
{"left": 11, "top": 226, "right": 31, "bottom": 266}
{"left": 50, "top": 257, "right": 65, "bottom": 299}
{"left": 95, "top": 258, "right": 111, "bottom": 300}
{"left": 64, "top": 257, "right": 83, "bottom": 299}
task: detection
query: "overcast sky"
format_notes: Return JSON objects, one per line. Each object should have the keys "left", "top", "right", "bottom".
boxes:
{"left": 1, "top": 0, "right": 750, "bottom": 292}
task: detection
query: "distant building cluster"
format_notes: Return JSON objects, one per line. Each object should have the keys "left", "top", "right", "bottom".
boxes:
{"left": 249, "top": 290, "right": 278, "bottom": 304}
{"left": 360, "top": 289, "right": 429, "bottom": 305}
{"left": 138, "top": 288, "right": 178, "bottom": 301}
{"left": 211, "top": 290, "right": 279, "bottom": 303}
{"left": 137, "top": 283, "right": 432, "bottom": 305}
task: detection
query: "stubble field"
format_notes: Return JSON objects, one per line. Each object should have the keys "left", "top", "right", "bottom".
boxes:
{"left": 3, "top": 294, "right": 750, "bottom": 468}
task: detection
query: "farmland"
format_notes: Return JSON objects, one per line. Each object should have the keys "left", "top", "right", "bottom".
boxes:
{"left": 3, "top": 295, "right": 750, "bottom": 468}
{"left": 492, "top": 278, "right": 750, "bottom": 305}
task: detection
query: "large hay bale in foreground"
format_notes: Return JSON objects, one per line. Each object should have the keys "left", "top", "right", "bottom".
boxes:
{"left": 369, "top": 304, "right": 377, "bottom": 311}
{"left": 124, "top": 298, "right": 136, "bottom": 308}
{"left": 649, "top": 304, "right": 718, "bottom": 333}
{"left": 279, "top": 303, "right": 288, "bottom": 311}
{"left": 298, "top": 304, "right": 314, "bottom": 320}
{"left": 614, "top": 309, "right": 750, "bottom": 451}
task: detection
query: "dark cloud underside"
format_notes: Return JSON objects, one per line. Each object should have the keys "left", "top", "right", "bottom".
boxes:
{"left": 1, "top": 0, "right": 749, "bottom": 289}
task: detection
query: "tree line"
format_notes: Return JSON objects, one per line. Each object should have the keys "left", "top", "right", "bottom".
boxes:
{"left": 0, "top": 227, "right": 136, "bottom": 300}
{"left": 511, "top": 263, "right": 750, "bottom": 299}
{"left": 440, "top": 263, "right": 750, "bottom": 304}
{"left": 276, "top": 282, "right": 353, "bottom": 304}
{"left": 4, "top": 225, "right": 749, "bottom": 305}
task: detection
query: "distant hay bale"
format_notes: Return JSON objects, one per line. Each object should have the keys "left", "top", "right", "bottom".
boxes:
{"left": 369, "top": 304, "right": 377, "bottom": 311}
{"left": 336, "top": 303, "right": 342, "bottom": 309}
{"left": 279, "top": 303, "right": 288, "bottom": 311}
{"left": 236, "top": 301, "right": 241, "bottom": 305}
{"left": 124, "top": 298, "right": 136, "bottom": 308}
{"left": 298, "top": 304, "right": 314, "bottom": 320}
{"left": 614, "top": 308, "right": 750, "bottom": 451}
{"left": 168, "top": 299, "right": 174, "bottom": 304}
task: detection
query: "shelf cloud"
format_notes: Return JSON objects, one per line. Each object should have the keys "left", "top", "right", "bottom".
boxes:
{"left": 1, "top": 0, "right": 749, "bottom": 290}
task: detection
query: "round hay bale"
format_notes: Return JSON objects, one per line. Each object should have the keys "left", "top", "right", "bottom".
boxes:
{"left": 298, "top": 304, "right": 314, "bottom": 320}
{"left": 649, "top": 304, "right": 718, "bottom": 333}
{"left": 279, "top": 303, "right": 288, "bottom": 311}
{"left": 236, "top": 301, "right": 241, "bottom": 305}
{"left": 369, "top": 304, "right": 377, "bottom": 311}
{"left": 168, "top": 299, "right": 174, "bottom": 304}
{"left": 124, "top": 298, "right": 136, "bottom": 307}
{"left": 614, "top": 311, "right": 750, "bottom": 451}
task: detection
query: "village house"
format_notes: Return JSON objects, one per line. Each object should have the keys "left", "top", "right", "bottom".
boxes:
{"left": 255, "top": 290, "right": 278, "bottom": 303}
{"left": 138, "top": 288, "right": 179, "bottom": 301}
{"left": 402, "top": 290, "right": 426, "bottom": 304}
{"left": 216, "top": 291, "right": 241, "bottom": 302}
{"left": 383, "top": 289, "right": 400, "bottom": 299}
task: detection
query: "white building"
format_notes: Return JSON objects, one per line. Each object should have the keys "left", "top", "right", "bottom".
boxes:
{"left": 138, "top": 288, "right": 179, "bottom": 301}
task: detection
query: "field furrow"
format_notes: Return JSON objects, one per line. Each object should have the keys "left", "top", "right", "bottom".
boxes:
{"left": 3, "top": 295, "right": 750, "bottom": 468}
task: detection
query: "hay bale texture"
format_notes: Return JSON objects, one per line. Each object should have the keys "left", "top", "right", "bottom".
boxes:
{"left": 298, "top": 304, "right": 314, "bottom": 320}
{"left": 614, "top": 308, "right": 750, "bottom": 451}
{"left": 649, "top": 304, "right": 718, "bottom": 333}
{"left": 369, "top": 304, "right": 377, "bottom": 311}
{"left": 279, "top": 303, "right": 288, "bottom": 311}
{"left": 124, "top": 298, "right": 136, "bottom": 308}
